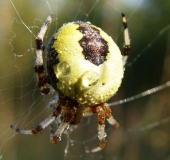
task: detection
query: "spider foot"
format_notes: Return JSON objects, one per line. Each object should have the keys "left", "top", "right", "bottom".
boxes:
{"left": 113, "top": 122, "right": 119, "bottom": 129}
{"left": 99, "top": 139, "right": 106, "bottom": 149}
{"left": 10, "top": 125, "right": 33, "bottom": 134}
{"left": 50, "top": 136, "right": 61, "bottom": 144}
{"left": 10, "top": 124, "right": 19, "bottom": 132}
{"left": 85, "top": 140, "right": 106, "bottom": 153}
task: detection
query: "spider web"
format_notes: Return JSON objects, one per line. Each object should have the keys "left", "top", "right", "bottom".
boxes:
{"left": 0, "top": 0, "right": 170, "bottom": 159}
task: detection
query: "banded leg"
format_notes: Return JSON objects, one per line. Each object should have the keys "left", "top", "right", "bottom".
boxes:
{"left": 85, "top": 103, "right": 119, "bottom": 153}
{"left": 103, "top": 103, "right": 119, "bottom": 128}
{"left": 85, "top": 104, "right": 107, "bottom": 153}
{"left": 122, "top": 13, "right": 130, "bottom": 66}
{"left": 10, "top": 95, "right": 62, "bottom": 135}
{"left": 35, "top": 15, "right": 52, "bottom": 94}
{"left": 70, "top": 107, "right": 83, "bottom": 125}
{"left": 50, "top": 106, "right": 78, "bottom": 143}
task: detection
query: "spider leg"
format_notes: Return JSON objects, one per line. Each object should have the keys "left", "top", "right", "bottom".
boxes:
{"left": 103, "top": 103, "right": 119, "bottom": 128}
{"left": 10, "top": 96, "right": 62, "bottom": 135}
{"left": 70, "top": 107, "right": 83, "bottom": 125}
{"left": 122, "top": 13, "right": 130, "bottom": 66}
{"left": 50, "top": 106, "right": 78, "bottom": 143}
{"left": 61, "top": 107, "right": 83, "bottom": 134}
{"left": 85, "top": 103, "right": 119, "bottom": 153}
{"left": 85, "top": 104, "right": 107, "bottom": 153}
{"left": 50, "top": 123, "right": 55, "bottom": 141}
{"left": 35, "top": 15, "right": 52, "bottom": 94}
{"left": 10, "top": 114, "right": 57, "bottom": 135}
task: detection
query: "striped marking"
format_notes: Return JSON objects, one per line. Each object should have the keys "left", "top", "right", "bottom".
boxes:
{"left": 122, "top": 13, "right": 131, "bottom": 65}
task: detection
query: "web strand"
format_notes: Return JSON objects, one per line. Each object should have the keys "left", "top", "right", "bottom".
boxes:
{"left": 1, "top": 0, "right": 170, "bottom": 159}
{"left": 109, "top": 81, "right": 170, "bottom": 106}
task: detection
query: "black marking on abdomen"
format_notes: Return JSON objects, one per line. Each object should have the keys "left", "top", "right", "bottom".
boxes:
{"left": 76, "top": 22, "right": 109, "bottom": 66}
{"left": 47, "top": 37, "right": 60, "bottom": 91}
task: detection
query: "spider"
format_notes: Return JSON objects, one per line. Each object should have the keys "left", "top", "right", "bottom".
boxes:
{"left": 10, "top": 13, "right": 130, "bottom": 153}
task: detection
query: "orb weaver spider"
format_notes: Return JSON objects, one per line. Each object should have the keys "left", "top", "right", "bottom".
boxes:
{"left": 10, "top": 13, "right": 130, "bottom": 153}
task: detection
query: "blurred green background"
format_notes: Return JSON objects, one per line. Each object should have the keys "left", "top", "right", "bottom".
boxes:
{"left": 0, "top": 0, "right": 170, "bottom": 159}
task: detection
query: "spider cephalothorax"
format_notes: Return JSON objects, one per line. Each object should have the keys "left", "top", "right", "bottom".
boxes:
{"left": 10, "top": 13, "right": 130, "bottom": 153}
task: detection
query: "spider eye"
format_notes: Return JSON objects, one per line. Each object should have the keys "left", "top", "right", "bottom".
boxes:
{"left": 56, "top": 61, "right": 71, "bottom": 76}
